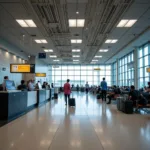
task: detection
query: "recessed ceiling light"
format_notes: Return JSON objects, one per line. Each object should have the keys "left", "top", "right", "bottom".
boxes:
{"left": 92, "top": 60, "right": 98, "bottom": 62}
{"left": 105, "top": 39, "right": 118, "bottom": 43}
{"left": 35, "top": 39, "right": 48, "bottom": 44}
{"left": 71, "top": 39, "right": 82, "bottom": 43}
{"left": 53, "top": 60, "right": 59, "bottom": 61}
{"left": 99, "top": 49, "right": 109, "bottom": 52}
{"left": 25, "top": 20, "right": 36, "bottom": 27}
{"left": 44, "top": 49, "right": 53, "bottom": 52}
{"left": 69, "top": 19, "right": 85, "bottom": 27}
{"left": 77, "top": 19, "right": 85, "bottom": 27}
{"left": 72, "top": 49, "right": 80, "bottom": 52}
{"left": 73, "top": 55, "right": 80, "bottom": 57}
{"left": 50, "top": 55, "right": 57, "bottom": 58}
{"left": 117, "top": 19, "right": 137, "bottom": 27}
{"left": 95, "top": 56, "right": 102, "bottom": 58}
{"left": 73, "top": 60, "right": 79, "bottom": 61}
{"left": 16, "top": 19, "right": 37, "bottom": 27}
{"left": 76, "top": 11, "right": 79, "bottom": 14}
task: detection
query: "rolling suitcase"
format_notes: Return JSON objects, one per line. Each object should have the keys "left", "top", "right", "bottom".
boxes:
{"left": 97, "top": 94, "right": 101, "bottom": 99}
{"left": 54, "top": 93, "right": 58, "bottom": 99}
{"left": 122, "top": 100, "right": 133, "bottom": 114}
{"left": 69, "top": 94, "right": 76, "bottom": 107}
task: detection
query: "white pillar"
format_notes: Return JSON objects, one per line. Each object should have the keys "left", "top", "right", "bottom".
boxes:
{"left": 134, "top": 49, "right": 138, "bottom": 89}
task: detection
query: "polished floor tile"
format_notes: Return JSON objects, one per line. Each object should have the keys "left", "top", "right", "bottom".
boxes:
{"left": 0, "top": 92, "right": 150, "bottom": 150}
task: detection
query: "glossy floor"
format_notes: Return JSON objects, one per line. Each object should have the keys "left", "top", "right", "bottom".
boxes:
{"left": 0, "top": 92, "right": 150, "bottom": 150}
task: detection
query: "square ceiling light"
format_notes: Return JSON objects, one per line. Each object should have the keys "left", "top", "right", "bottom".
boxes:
{"left": 95, "top": 56, "right": 102, "bottom": 58}
{"left": 35, "top": 39, "right": 48, "bottom": 44}
{"left": 99, "top": 49, "right": 109, "bottom": 52}
{"left": 69, "top": 19, "right": 85, "bottom": 27}
{"left": 50, "top": 55, "right": 57, "bottom": 58}
{"left": 105, "top": 39, "right": 118, "bottom": 43}
{"left": 92, "top": 60, "right": 98, "bottom": 62}
{"left": 73, "top": 55, "right": 80, "bottom": 57}
{"left": 72, "top": 49, "right": 80, "bottom": 52}
{"left": 16, "top": 19, "right": 37, "bottom": 27}
{"left": 44, "top": 49, "right": 53, "bottom": 52}
{"left": 117, "top": 19, "right": 137, "bottom": 27}
{"left": 53, "top": 60, "right": 59, "bottom": 62}
{"left": 71, "top": 39, "right": 82, "bottom": 44}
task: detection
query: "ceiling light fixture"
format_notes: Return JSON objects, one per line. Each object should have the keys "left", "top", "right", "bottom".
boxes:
{"left": 69, "top": 19, "right": 85, "bottom": 27}
{"left": 50, "top": 55, "right": 57, "bottom": 58}
{"left": 92, "top": 60, "right": 98, "bottom": 62}
{"left": 53, "top": 60, "right": 59, "bottom": 62}
{"left": 73, "top": 60, "right": 79, "bottom": 61}
{"left": 117, "top": 19, "right": 137, "bottom": 27}
{"left": 71, "top": 39, "right": 82, "bottom": 43}
{"left": 95, "top": 56, "right": 102, "bottom": 58}
{"left": 16, "top": 19, "right": 36, "bottom": 27}
{"left": 44, "top": 49, "right": 53, "bottom": 52}
{"left": 99, "top": 49, "right": 109, "bottom": 52}
{"left": 35, "top": 39, "right": 48, "bottom": 44}
{"left": 105, "top": 39, "right": 118, "bottom": 43}
{"left": 73, "top": 55, "right": 80, "bottom": 57}
{"left": 76, "top": 11, "right": 79, "bottom": 14}
{"left": 72, "top": 49, "right": 80, "bottom": 52}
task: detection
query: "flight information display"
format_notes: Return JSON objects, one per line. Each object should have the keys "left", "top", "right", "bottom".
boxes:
{"left": 10, "top": 64, "right": 35, "bottom": 73}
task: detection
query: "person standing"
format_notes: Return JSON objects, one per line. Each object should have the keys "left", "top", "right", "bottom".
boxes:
{"left": 2, "top": 76, "right": 9, "bottom": 91}
{"left": 85, "top": 82, "right": 89, "bottom": 94}
{"left": 101, "top": 77, "right": 107, "bottom": 101}
{"left": 64, "top": 79, "right": 71, "bottom": 105}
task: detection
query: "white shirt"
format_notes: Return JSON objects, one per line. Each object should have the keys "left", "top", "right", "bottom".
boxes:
{"left": 28, "top": 82, "right": 34, "bottom": 91}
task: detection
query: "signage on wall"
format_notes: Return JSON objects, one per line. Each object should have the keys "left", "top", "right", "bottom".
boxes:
{"left": 146, "top": 68, "right": 150, "bottom": 72}
{"left": 94, "top": 68, "right": 101, "bottom": 71}
{"left": 10, "top": 64, "right": 35, "bottom": 73}
{"left": 35, "top": 73, "right": 46, "bottom": 77}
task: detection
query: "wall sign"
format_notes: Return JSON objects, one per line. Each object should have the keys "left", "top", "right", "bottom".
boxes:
{"left": 35, "top": 73, "right": 46, "bottom": 77}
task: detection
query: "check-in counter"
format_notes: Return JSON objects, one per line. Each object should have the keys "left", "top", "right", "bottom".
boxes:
{"left": 27, "top": 91, "right": 37, "bottom": 108}
{"left": 46, "top": 89, "right": 50, "bottom": 100}
{"left": 37, "top": 89, "right": 46, "bottom": 105}
{"left": 0, "top": 91, "right": 27, "bottom": 120}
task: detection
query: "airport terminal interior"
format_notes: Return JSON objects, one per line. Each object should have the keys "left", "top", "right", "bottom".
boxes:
{"left": 0, "top": 0, "right": 150, "bottom": 150}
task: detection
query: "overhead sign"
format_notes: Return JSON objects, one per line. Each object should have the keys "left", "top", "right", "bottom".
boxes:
{"left": 146, "top": 68, "right": 150, "bottom": 72}
{"left": 53, "top": 65, "right": 60, "bottom": 68}
{"left": 10, "top": 64, "right": 35, "bottom": 73}
{"left": 94, "top": 68, "right": 101, "bottom": 70}
{"left": 35, "top": 73, "right": 46, "bottom": 77}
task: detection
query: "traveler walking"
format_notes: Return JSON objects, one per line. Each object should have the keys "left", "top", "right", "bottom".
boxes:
{"left": 100, "top": 78, "right": 107, "bottom": 101}
{"left": 64, "top": 79, "right": 71, "bottom": 105}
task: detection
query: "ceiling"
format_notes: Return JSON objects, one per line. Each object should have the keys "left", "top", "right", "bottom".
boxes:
{"left": 0, "top": 0, "right": 150, "bottom": 64}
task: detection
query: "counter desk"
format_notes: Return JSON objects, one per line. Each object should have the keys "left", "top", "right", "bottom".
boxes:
{"left": 0, "top": 91, "right": 27, "bottom": 120}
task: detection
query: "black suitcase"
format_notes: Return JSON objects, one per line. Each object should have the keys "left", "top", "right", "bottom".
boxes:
{"left": 122, "top": 100, "right": 133, "bottom": 114}
{"left": 54, "top": 93, "right": 58, "bottom": 99}
{"left": 97, "top": 94, "right": 101, "bottom": 99}
{"left": 69, "top": 98, "right": 76, "bottom": 107}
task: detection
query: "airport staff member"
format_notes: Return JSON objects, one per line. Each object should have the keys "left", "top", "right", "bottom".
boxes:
{"left": 2, "top": 76, "right": 9, "bottom": 91}
{"left": 28, "top": 79, "right": 35, "bottom": 91}
{"left": 100, "top": 77, "right": 107, "bottom": 101}
{"left": 64, "top": 79, "right": 71, "bottom": 105}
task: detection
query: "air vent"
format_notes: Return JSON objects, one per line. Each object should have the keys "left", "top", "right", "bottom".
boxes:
{"left": 74, "top": 34, "right": 79, "bottom": 36}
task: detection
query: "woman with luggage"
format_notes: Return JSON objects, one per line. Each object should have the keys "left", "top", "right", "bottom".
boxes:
{"left": 64, "top": 79, "right": 71, "bottom": 105}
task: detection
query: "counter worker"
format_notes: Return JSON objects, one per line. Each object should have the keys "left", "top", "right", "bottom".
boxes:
{"left": 2, "top": 76, "right": 9, "bottom": 91}
{"left": 28, "top": 79, "right": 35, "bottom": 91}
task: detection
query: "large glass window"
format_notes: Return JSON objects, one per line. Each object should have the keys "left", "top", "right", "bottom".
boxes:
{"left": 119, "top": 52, "right": 134, "bottom": 86}
{"left": 49, "top": 65, "right": 112, "bottom": 87}
{"left": 138, "top": 44, "right": 150, "bottom": 88}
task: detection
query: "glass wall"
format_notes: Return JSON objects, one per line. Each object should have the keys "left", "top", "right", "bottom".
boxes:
{"left": 138, "top": 44, "right": 150, "bottom": 88}
{"left": 49, "top": 65, "right": 112, "bottom": 87}
{"left": 118, "top": 52, "right": 134, "bottom": 86}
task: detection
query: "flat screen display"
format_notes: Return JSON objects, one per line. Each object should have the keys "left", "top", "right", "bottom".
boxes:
{"left": 5, "top": 80, "right": 16, "bottom": 90}
{"left": 10, "top": 64, "right": 35, "bottom": 73}
{"left": 38, "top": 53, "right": 46, "bottom": 59}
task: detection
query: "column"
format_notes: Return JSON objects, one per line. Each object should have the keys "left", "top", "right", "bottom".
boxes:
{"left": 116, "top": 59, "right": 119, "bottom": 86}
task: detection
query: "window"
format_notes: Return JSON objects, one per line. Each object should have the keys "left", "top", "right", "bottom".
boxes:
{"left": 50, "top": 65, "right": 112, "bottom": 87}
{"left": 138, "top": 44, "right": 150, "bottom": 88}
{"left": 118, "top": 52, "right": 134, "bottom": 86}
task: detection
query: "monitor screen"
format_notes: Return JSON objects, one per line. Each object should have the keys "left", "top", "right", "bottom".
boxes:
{"left": 38, "top": 53, "right": 46, "bottom": 59}
{"left": 5, "top": 80, "right": 16, "bottom": 90}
